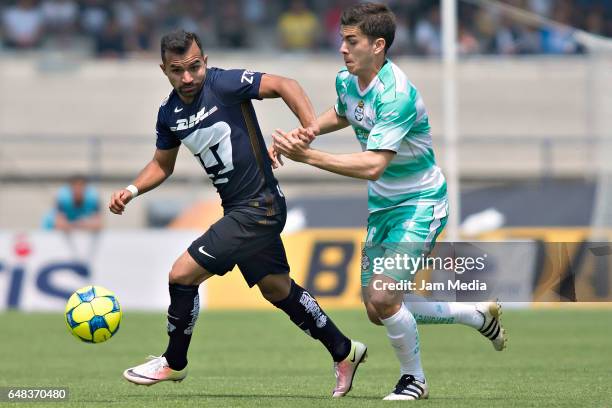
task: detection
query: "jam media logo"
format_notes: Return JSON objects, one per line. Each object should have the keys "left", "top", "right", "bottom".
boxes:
{"left": 354, "top": 100, "right": 365, "bottom": 121}
{"left": 0, "top": 235, "right": 91, "bottom": 309}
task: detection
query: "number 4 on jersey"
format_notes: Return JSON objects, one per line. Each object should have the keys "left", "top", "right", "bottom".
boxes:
{"left": 195, "top": 138, "right": 234, "bottom": 185}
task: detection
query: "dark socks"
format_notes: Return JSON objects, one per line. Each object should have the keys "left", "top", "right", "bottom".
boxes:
{"left": 272, "top": 280, "right": 351, "bottom": 362}
{"left": 163, "top": 283, "right": 200, "bottom": 371}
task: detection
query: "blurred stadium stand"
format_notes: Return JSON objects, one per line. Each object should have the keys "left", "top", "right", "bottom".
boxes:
{"left": 1, "top": 0, "right": 611, "bottom": 56}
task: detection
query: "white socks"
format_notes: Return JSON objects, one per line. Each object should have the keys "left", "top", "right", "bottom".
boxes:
{"left": 403, "top": 293, "right": 484, "bottom": 329}
{"left": 380, "top": 304, "right": 425, "bottom": 381}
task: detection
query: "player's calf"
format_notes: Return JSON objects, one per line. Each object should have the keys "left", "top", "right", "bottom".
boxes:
{"left": 271, "top": 279, "right": 352, "bottom": 360}
{"left": 163, "top": 283, "right": 200, "bottom": 370}
{"left": 270, "top": 278, "right": 367, "bottom": 397}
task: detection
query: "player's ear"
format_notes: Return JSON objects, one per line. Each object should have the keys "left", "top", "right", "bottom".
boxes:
{"left": 373, "top": 38, "right": 386, "bottom": 55}
{"left": 159, "top": 63, "right": 167, "bottom": 75}
{"left": 202, "top": 54, "right": 208, "bottom": 66}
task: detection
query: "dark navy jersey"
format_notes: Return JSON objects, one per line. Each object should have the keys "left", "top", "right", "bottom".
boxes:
{"left": 156, "top": 67, "right": 284, "bottom": 212}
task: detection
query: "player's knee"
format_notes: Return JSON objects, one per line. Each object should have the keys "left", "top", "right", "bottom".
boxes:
{"left": 260, "top": 288, "right": 281, "bottom": 303}
{"left": 169, "top": 260, "right": 193, "bottom": 285}
{"left": 368, "top": 291, "right": 399, "bottom": 319}
{"left": 258, "top": 274, "right": 291, "bottom": 303}
{"left": 364, "top": 303, "right": 383, "bottom": 326}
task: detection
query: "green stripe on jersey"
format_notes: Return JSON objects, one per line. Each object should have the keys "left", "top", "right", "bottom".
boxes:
{"left": 334, "top": 59, "right": 447, "bottom": 212}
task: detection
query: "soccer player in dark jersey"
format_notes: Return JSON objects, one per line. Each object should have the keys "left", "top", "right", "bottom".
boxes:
{"left": 108, "top": 30, "right": 367, "bottom": 397}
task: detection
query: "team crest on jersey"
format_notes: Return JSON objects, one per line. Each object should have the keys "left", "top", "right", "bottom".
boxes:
{"left": 354, "top": 100, "right": 365, "bottom": 121}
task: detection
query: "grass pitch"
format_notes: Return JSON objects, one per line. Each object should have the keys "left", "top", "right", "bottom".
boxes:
{"left": 1, "top": 309, "right": 611, "bottom": 407}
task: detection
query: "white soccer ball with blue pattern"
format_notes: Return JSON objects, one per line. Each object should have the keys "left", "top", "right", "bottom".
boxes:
{"left": 64, "top": 285, "right": 122, "bottom": 343}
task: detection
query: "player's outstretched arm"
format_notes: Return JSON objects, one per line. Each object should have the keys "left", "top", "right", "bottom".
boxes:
{"left": 301, "top": 149, "right": 394, "bottom": 181}
{"left": 273, "top": 129, "right": 394, "bottom": 181}
{"left": 109, "top": 147, "right": 179, "bottom": 215}
{"left": 259, "top": 74, "right": 319, "bottom": 135}
{"left": 315, "top": 107, "right": 350, "bottom": 136}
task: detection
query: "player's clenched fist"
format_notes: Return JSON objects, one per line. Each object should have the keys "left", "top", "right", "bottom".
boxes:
{"left": 108, "top": 189, "right": 134, "bottom": 214}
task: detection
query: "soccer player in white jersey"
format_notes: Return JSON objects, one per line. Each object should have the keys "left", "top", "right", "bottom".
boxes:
{"left": 272, "top": 2, "right": 506, "bottom": 400}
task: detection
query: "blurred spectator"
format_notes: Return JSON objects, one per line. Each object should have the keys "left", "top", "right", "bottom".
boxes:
{"left": 540, "top": 3, "right": 579, "bottom": 54}
{"left": 244, "top": 0, "right": 266, "bottom": 26}
{"left": 473, "top": 5, "right": 498, "bottom": 53}
{"left": 41, "top": 0, "right": 78, "bottom": 47}
{"left": 584, "top": 7, "right": 605, "bottom": 36}
{"left": 118, "top": 14, "right": 151, "bottom": 54}
{"left": 527, "top": 0, "right": 553, "bottom": 17}
{"left": 94, "top": 16, "right": 126, "bottom": 58}
{"left": 113, "top": 1, "right": 136, "bottom": 33}
{"left": 277, "top": 0, "right": 320, "bottom": 50}
{"left": 458, "top": 24, "right": 481, "bottom": 55}
{"left": 323, "top": 1, "right": 343, "bottom": 50}
{"left": 79, "top": 0, "right": 109, "bottom": 36}
{"left": 495, "top": 16, "right": 522, "bottom": 54}
{"left": 391, "top": 8, "right": 412, "bottom": 55}
{"left": 414, "top": 5, "right": 441, "bottom": 56}
{"left": 157, "top": 2, "right": 217, "bottom": 49}
{"left": 217, "top": 0, "right": 247, "bottom": 48}
{"left": 42, "top": 0, "right": 78, "bottom": 33}
{"left": 2, "top": 0, "right": 44, "bottom": 49}
{"left": 42, "top": 175, "right": 102, "bottom": 231}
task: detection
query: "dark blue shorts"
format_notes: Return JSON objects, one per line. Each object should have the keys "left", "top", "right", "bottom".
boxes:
{"left": 187, "top": 206, "right": 290, "bottom": 287}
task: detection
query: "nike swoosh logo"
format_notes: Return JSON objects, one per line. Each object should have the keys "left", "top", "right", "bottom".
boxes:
{"left": 126, "top": 369, "right": 159, "bottom": 381}
{"left": 174, "top": 107, "right": 183, "bottom": 113}
{"left": 349, "top": 349, "right": 357, "bottom": 363}
{"left": 198, "top": 246, "right": 216, "bottom": 259}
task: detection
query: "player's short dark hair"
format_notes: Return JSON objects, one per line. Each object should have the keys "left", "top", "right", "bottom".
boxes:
{"left": 160, "top": 30, "right": 203, "bottom": 62}
{"left": 340, "top": 2, "right": 396, "bottom": 53}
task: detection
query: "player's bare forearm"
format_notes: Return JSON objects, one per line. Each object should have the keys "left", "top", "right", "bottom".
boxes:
{"left": 272, "top": 129, "right": 393, "bottom": 179}
{"left": 316, "top": 107, "right": 350, "bottom": 136}
{"left": 280, "top": 80, "right": 318, "bottom": 131}
{"left": 302, "top": 149, "right": 395, "bottom": 181}
{"left": 131, "top": 158, "right": 172, "bottom": 195}
{"left": 259, "top": 74, "right": 319, "bottom": 132}
{"left": 109, "top": 147, "right": 178, "bottom": 214}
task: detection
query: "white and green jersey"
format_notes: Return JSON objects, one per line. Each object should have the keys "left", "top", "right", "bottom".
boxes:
{"left": 334, "top": 59, "right": 447, "bottom": 213}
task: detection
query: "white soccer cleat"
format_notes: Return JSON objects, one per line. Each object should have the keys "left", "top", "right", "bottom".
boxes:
{"left": 476, "top": 301, "right": 507, "bottom": 351}
{"left": 123, "top": 355, "right": 187, "bottom": 386}
{"left": 383, "top": 374, "right": 429, "bottom": 400}
{"left": 332, "top": 340, "right": 368, "bottom": 397}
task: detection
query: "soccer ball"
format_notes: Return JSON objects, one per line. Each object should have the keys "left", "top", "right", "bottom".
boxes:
{"left": 64, "top": 285, "right": 122, "bottom": 343}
